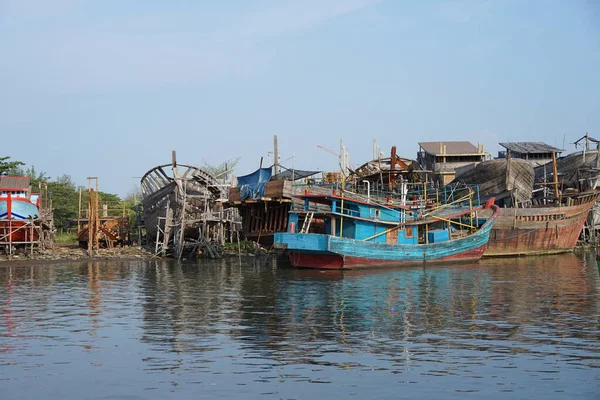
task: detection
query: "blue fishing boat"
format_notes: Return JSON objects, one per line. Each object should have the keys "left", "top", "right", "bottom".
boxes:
{"left": 274, "top": 187, "right": 499, "bottom": 269}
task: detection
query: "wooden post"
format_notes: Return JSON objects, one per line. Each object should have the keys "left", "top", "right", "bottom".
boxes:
{"left": 78, "top": 187, "right": 82, "bottom": 233}
{"left": 552, "top": 151, "right": 559, "bottom": 199}
{"left": 88, "top": 189, "right": 94, "bottom": 256}
{"left": 87, "top": 177, "right": 99, "bottom": 256}
{"left": 94, "top": 179, "right": 99, "bottom": 250}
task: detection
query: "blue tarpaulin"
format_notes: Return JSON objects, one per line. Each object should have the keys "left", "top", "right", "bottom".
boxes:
{"left": 237, "top": 168, "right": 272, "bottom": 200}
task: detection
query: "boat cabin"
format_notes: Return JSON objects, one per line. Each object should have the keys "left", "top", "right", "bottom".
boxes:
{"left": 287, "top": 194, "right": 479, "bottom": 246}
{"left": 0, "top": 176, "right": 31, "bottom": 198}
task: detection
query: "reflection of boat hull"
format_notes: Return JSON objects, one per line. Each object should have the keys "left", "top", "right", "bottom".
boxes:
{"left": 485, "top": 192, "right": 600, "bottom": 257}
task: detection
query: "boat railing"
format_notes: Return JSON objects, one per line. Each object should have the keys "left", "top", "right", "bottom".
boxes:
{"left": 290, "top": 179, "right": 481, "bottom": 210}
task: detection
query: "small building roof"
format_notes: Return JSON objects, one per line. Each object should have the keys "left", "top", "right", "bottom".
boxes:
{"left": 418, "top": 141, "right": 479, "bottom": 155}
{"left": 499, "top": 142, "right": 563, "bottom": 154}
{"left": 0, "top": 176, "right": 30, "bottom": 190}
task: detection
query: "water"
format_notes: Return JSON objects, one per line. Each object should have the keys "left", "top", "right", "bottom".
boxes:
{"left": 0, "top": 253, "right": 599, "bottom": 399}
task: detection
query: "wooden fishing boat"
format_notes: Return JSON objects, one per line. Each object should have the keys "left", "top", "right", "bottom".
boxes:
{"left": 485, "top": 190, "right": 600, "bottom": 256}
{"left": 453, "top": 148, "right": 600, "bottom": 256}
{"left": 274, "top": 188, "right": 499, "bottom": 269}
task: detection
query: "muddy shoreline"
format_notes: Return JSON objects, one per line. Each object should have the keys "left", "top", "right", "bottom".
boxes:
{"left": 0, "top": 244, "right": 271, "bottom": 266}
{"left": 0, "top": 244, "right": 156, "bottom": 265}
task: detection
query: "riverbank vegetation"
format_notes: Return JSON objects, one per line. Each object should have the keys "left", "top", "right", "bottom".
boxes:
{"left": 1, "top": 156, "right": 137, "bottom": 233}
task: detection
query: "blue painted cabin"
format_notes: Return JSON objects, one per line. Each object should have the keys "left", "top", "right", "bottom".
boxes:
{"left": 288, "top": 195, "right": 436, "bottom": 245}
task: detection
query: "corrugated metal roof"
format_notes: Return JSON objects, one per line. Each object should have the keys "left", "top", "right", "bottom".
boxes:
{"left": 418, "top": 141, "right": 479, "bottom": 155}
{"left": 499, "top": 142, "right": 563, "bottom": 153}
{"left": 0, "top": 176, "right": 30, "bottom": 189}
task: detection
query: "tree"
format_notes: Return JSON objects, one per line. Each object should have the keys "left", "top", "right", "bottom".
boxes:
{"left": 0, "top": 156, "right": 25, "bottom": 175}
{"left": 201, "top": 157, "right": 241, "bottom": 180}
{"left": 123, "top": 185, "right": 142, "bottom": 203}
{"left": 47, "top": 175, "right": 79, "bottom": 231}
{"left": 12, "top": 165, "right": 49, "bottom": 188}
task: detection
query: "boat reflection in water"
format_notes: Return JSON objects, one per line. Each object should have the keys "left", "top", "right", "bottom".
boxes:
{"left": 0, "top": 253, "right": 599, "bottom": 399}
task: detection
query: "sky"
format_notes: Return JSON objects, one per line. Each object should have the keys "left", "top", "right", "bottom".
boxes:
{"left": 1, "top": 0, "right": 599, "bottom": 197}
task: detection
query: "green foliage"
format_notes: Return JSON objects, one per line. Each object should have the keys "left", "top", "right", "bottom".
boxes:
{"left": 0, "top": 156, "right": 25, "bottom": 174}
{"left": 47, "top": 175, "right": 79, "bottom": 231}
{"left": 123, "top": 185, "right": 142, "bottom": 203}
{"left": 99, "top": 191, "right": 120, "bottom": 203}
{"left": 54, "top": 231, "right": 78, "bottom": 245}
{"left": 222, "top": 239, "right": 260, "bottom": 254}
{"left": 3, "top": 158, "right": 133, "bottom": 234}
{"left": 11, "top": 165, "right": 49, "bottom": 188}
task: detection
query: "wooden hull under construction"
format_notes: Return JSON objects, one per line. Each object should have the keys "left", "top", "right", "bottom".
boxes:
{"left": 141, "top": 158, "right": 237, "bottom": 259}
{"left": 485, "top": 191, "right": 600, "bottom": 257}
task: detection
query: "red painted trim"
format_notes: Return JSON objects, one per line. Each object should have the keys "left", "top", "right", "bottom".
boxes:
{"left": 6, "top": 193, "right": 11, "bottom": 218}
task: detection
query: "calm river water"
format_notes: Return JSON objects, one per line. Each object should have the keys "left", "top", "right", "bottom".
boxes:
{"left": 0, "top": 252, "right": 599, "bottom": 399}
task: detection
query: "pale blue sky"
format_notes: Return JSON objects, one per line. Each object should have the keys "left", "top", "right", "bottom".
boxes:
{"left": 1, "top": 0, "right": 598, "bottom": 196}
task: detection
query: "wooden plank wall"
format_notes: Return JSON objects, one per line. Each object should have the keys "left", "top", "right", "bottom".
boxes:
{"left": 229, "top": 180, "right": 293, "bottom": 202}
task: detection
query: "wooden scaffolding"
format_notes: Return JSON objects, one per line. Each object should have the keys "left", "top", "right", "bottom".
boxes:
{"left": 76, "top": 177, "right": 131, "bottom": 256}
{"left": 0, "top": 181, "right": 54, "bottom": 256}
{"left": 140, "top": 151, "right": 240, "bottom": 259}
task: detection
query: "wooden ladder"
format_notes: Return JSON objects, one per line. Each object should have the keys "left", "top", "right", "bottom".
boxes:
{"left": 301, "top": 212, "right": 314, "bottom": 233}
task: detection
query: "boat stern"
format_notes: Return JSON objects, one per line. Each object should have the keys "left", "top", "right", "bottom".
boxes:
{"left": 274, "top": 232, "right": 330, "bottom": 251}
{"left": 274, "top": 233, "right": 347, "bottom": 269}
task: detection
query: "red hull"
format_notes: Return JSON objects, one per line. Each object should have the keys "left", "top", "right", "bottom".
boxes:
{"left": 0, "top": 221, "right": 39, "bottom": 242}
{"left": 288, "top": 244, "right": 488, "bottom": 270}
